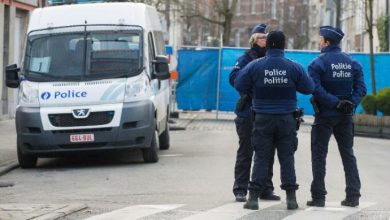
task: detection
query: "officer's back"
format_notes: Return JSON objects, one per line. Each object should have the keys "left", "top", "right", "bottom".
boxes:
{"left": 309, "top": 39, "right": 366, "bottom": 116}
{"left": 234, "top": 32, "right": 314, "bottom": 114}
{"left": 236, "top": 31, "right": 314, "bottom": 211}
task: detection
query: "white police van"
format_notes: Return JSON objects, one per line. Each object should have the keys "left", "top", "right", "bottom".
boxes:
{"left": 5, "top": 2, "right": 171, "bottom": 168}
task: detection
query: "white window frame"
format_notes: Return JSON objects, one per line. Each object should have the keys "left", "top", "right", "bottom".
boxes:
{"left": 250, "top": 0, "right": 256, "bottom": 15}
{"left": 236, "top": 0, "right": 241, "bottom": 16}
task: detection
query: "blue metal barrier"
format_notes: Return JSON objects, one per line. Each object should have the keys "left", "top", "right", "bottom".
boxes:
{"left": 176, "top": 49, "right": 219, "bottom": 110}
{"left": 176, "top": 47, "right": 390, "bottom": 115}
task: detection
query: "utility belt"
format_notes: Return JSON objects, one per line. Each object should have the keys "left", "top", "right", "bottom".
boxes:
{"left": 251, "top": 108, "right": 304, "bottom": 131}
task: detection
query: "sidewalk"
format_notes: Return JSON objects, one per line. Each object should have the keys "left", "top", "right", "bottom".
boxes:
{"left": 0, "top": 203, "right": 87, "bottom": 220}
{"left": 0, "top": 119, "right": 18, "bottom": 176}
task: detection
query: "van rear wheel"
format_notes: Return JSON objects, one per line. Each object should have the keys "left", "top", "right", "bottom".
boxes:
{"left": 143, "top": 130, "right": 159, "bottom": 163}
{"left": 17, "top": 139, "right": 37, "bottom": 168}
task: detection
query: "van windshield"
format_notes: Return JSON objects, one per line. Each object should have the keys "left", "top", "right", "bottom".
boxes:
{"left": 24, "top": 26, "right": 143, "bottom": 81}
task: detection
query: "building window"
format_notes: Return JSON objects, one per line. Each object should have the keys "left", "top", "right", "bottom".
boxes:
{"left": 235, "top": 30, "right": 241, "bottom": 47}
{"left": 287, "top": 38, "right": 294, "bottom": 49}
{"left": 311, "top": 42, "right": 317, "bottom": 50}
{"left": 204, "top": 0, "right": 209, "bottom": 18}
{"left": 301, "top": 20, "right": 306, "bottom": 33}
{"left": 247, "top": 27, "right": 252, "bottom": 38}
{"left": 236, "top": 0, "right": 241, "bottom": 16}
{"left": 289, "top": 6, "right": 294, "bottom": 19}
{"left": 250, "top": 0, "right": 256, "bottom": 14}
{"left": 261, "top": 0, "right": 266, "bottom": 13}
{"left": 355, "top": 0, "right": 364, "bottom": 34}
{"left": 271, "top": 1, "right": 276, "bottom": 19}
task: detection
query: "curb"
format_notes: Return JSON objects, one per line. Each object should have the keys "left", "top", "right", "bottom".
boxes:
{"left": 169, "top": 114, "right": 198, "bottom": 131}
{"left": 33, "top": 203, "right": 87, "bottom": 220}
{"left": 0, "top": 203, "right": 87, "bottom": 220}
{"left": 300, "top": 123, "right": 389, "bottom": 139}
{"left": 0, "top": 160, "right": 19, "bottom": 176}
{"left": 354, "top": 126, "right": 390, "bottom": 139}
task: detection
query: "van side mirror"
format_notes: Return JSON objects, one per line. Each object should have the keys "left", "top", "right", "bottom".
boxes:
{"left": 5, "top": 64, "right": 20, "bottom": 88}
{"left": 152, "top": 56, "right": 170, "bottom": 80}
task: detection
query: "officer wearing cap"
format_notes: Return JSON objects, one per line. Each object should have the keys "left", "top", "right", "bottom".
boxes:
{"left": 229, "top": 23, "right": 280, "bottom": 202}
{"left": 235, "top": 31, "right": 314, "bottom": 210}
{"left": 307, "top": 26, "right": 366, "bottom": 207}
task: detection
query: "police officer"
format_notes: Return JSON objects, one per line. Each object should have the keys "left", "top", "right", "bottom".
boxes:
{"left": 229, "top": 23, "right": 280, "bottom": 202}
{"left": 235, "top": 31, "right": 314, "bottom": 210}
{"left": 307, "top": 26, "right": 367, "bottom": 207}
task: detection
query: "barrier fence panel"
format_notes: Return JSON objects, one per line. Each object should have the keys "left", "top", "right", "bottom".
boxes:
{"left": 176, "top": 47, "right": 390, "bottom": 115}
{"left": 176, "top": 49, "right": 219, "bottom": 110}
{"left": 218, "top": 48, "right": 242, "bottom": 111}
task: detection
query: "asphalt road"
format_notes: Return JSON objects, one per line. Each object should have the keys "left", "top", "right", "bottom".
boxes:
{"left": 1, "top": 119, "right": 390, "bottom": 220}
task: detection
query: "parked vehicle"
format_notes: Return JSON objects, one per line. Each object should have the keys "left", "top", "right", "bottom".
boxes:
{"left": 5, "top": 2, "right": 171, "bottom": 168}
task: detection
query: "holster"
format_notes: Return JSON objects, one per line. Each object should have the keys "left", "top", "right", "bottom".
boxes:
{"left": 293, "top": 108, "right": 304, "bottom": 131}
{"left": 251, "top": 109, "right": 256, "bottom": 122}
{"left": 310, "top": 97, "right": 320, "bottom": 114}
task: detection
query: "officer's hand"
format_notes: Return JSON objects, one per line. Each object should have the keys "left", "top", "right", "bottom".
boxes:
{"left": 336, "top": 100, "right": 355, "bottom": 114}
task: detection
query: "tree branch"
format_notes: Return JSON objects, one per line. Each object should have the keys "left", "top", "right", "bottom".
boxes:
{"left": 185, "top": 14, "right": 224, "bottom": 26}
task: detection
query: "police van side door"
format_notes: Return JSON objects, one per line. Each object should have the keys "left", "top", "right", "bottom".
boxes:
{"left": 148, "top": 31, "right": 169, "bottom": 134}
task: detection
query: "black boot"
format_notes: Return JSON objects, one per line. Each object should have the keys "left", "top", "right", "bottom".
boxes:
{"left": 286, "top": 190, "right": 298, "bottom": 210}
{"left": 259, "top": 192, "right": 281, "bottom": 201}
{"left": 341, "top": 198, "right": 359, "bottom": 207}
{"left": 307, "top": 199, "right": 325, "bottom": 207}
{"left": 243, "top": 191, "right": 259, "bottom": 210}
{"left": 235, "top": 193, "right": 246, "bottom": 202}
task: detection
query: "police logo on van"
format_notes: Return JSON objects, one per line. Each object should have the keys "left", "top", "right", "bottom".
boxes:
{"left": 40, "top": 90, "right": 87, "bottom": 101}
{"left": 72, "top": 109, "right": 90, "bottom": 118}
{"left": 41, "top": 92, "right": 51, "bottom": 100}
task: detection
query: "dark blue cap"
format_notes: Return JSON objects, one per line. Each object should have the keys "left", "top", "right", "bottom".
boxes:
{"left": 319, "top": 26, "right": 344, "bottom": 43}
{"left": 251, "top": 23, "right": 267, "bottom": 34}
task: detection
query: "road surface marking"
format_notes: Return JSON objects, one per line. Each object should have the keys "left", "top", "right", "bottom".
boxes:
{"left": 282, "top": 202, "right": 376, "bottom": 220}
{"left": 83, "top": 204, "right": 184, "bottom": 220}
{"left": 182, "top": 201, "right": 281, "bottom": 220}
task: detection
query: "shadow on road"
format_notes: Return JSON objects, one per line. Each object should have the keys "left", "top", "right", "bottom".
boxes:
{"left": 34, "top": 149, "right": 147, "bottom": 169}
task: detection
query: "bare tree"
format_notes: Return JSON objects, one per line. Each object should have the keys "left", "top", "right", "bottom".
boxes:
{"left": 282, "top": 1, "right": 310, "bottom": 49}
{"left": 178, "top": 0, "right": 238, "bottom": 46}
{"left": 106, "top": 0, "right": 237, "bottom": 46}
{"left": 365, "top": 0, "right": 377, "bottom": 114}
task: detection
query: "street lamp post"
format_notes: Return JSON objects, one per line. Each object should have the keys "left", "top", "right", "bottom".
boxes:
{"left": 387, "top": 0, "right": 390, "bottom": 51}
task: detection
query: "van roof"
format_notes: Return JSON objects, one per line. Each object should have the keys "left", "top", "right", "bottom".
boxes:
{"left": 28, "top": 2, "right": 162, "bottom": 33}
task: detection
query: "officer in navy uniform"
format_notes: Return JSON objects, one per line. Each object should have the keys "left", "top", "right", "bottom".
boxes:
{"left": 229, "top": 23, "right": 280, "bottom": 202}
{"left": 307, "top": 26, "right": 367, "bottom": 207}
{"left": 235, "top": 31, "right": 314, "bottom": 210}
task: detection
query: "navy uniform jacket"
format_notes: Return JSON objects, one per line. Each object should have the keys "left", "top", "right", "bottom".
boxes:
{"left": 234, "top": 49, "right": 314, "bottom": 114}
{"left": 229, "top": 48, "right": 263, "bottom": 118}
{"left": 308, "top": 45, "right": 367, "bottom": 117}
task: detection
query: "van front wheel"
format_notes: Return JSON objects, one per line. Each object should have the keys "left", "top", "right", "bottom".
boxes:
{"left": 17, "top": 140, "right": 37, "bottom": 168}
{"left": 159, "top": 117, "right": 170, "bottom": 150}
{"left": 143, "top": 130, "right": 159, "bottom": 163}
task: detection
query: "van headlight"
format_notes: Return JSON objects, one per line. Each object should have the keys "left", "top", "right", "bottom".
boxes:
{"left": 124, "top": 74, "right": 150, "bottom": 102}
{"left": 19, "top": 81, "right": 39, "bottom": 107}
